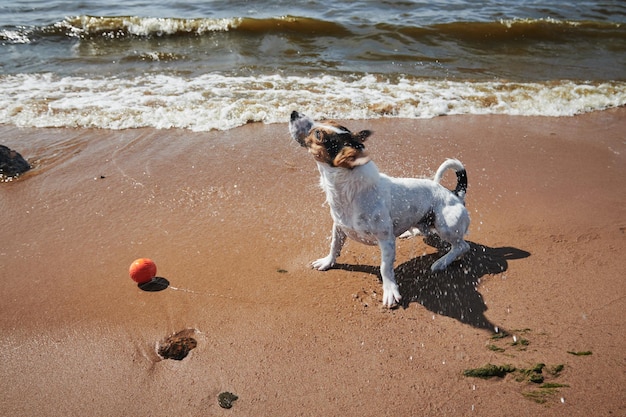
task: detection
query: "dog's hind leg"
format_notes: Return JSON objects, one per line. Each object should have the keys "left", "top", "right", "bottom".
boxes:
{"left": 379, "top": 239, "right": 401, "bottom": 307}
{"left": 311, "top": 223, "right": 346, "bottom": 271}
{"left": 430, "top": 204, "right": 470, "bottom": 271}
{"left": 431, "top": 239, "right": 470, "bottom": 271}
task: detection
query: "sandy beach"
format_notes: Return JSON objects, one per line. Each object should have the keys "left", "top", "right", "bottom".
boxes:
{"left": 1, "top": 109, "right": 625, "bottom": 416}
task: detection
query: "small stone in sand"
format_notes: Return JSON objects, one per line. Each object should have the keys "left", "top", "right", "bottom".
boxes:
{"left": 218, "top": 392, "right": 238, "bottom": 409}
{"left": 157, "top": 329, "right": 197, "bottom": 360}
{"left": 0, "top": 145, "right": 30, "bottom": 180}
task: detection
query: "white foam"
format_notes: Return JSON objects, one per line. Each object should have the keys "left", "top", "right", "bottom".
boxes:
{"left": 0, "top": 73, "right": 624, "bottom": 131}
{"left": 0, "top": 29, "right": 31, "bottom": 44}
{"left": 499, "top": 17, "right": 582, "bottom": 29}
{"left": 58, "top": 16, "right": 237, "bottom": 37}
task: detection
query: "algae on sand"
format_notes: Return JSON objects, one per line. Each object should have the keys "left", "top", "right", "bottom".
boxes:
{"left": 516, "top": 363, "right": 545, "bottom": 383}
{"left": 548, "top": 364, "right": 564, "bottom": 376}
{"left": 487, "top": 344, "right": 506, "bottom": 352}
{"left": 523, "top": 384, "right": 569, "bottom": 404}
{"left": 463, "top": 364, "right": 516, "bottom": 379}
{"left": 567, "top": 350, "right": 592, "bottom": 356}
{"left": 490, "top": 330, "right": 510, "bottom": 340}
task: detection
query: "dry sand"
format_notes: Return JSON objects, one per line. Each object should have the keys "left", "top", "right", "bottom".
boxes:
{"left": 1, "top": 109, "right": 625, "bottom": 416}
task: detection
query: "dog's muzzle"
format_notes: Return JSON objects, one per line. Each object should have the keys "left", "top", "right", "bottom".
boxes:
{"left": 289, "top": 111, "right": 314, "bottom": 147}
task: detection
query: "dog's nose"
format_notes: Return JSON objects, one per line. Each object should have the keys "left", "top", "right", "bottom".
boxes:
{"left": 290, "top": 111, "right": 301, "bottom": 121}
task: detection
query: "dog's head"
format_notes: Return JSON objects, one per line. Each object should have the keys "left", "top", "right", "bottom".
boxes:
{"left": 289, "top": 111, "right": 372, "bottom": 169}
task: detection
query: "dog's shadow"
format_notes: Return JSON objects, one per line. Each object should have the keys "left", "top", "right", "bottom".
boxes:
{"left": 336, "top": 238, "right": 530, "bottom": 331}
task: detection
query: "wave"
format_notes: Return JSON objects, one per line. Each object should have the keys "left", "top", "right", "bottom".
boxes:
{"left": 0, "top": 16, "right": 236, "bottom": 42}
{"left": 438, "top": 18, "right": 624, "bottom": 42}
{"left": 0, "top": 15, "right": 350, "bottom": 42}
{"left": 390, "top": 18, "right": 624, "bottom": 45}
{"left": 58, "top": 15, "right": 236, "bottom": 38}
{"left": 1, "top": 15, "right": 622, "bottom": 43}
{"left": 1, "top": 73, "right": 624, "bottom": 131}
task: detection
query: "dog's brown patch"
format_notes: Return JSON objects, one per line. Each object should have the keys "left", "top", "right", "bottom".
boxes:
{"left": 303, "top": 123, "right": 372, "bottom": 168}
{"left": 333, "top": 146, "right": 370, "bottom": 169}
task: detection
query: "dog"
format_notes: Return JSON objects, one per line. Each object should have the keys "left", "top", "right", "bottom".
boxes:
{"left": 289, "top": 111, "right": 470, "bottom": 307}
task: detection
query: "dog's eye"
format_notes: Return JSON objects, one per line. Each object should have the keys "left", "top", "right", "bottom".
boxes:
{"left": 314, "top": 130, "right": 322, "bottom": 140}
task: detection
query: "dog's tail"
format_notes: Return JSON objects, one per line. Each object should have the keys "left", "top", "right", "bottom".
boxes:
{"left": 434, "top": 158, "right": 467, "bottom": 200}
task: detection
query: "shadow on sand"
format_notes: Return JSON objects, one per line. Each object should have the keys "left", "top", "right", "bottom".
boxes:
{"left": 336, "top": 239, "right": 530, "bottom": 331}
{"left": 138, "top": 276, "right": 170, "bottom": 292}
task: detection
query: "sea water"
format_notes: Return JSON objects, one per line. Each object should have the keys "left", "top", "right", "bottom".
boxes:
{"left": 1, "top": 0, "right": 625, "bottom": 131}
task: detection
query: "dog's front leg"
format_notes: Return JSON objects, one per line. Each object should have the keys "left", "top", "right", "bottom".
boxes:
{"left": 379, "top": 239, "right": 401, "bottom": 307}
{"left": 311, "top": 223, "right": 346, "bottom": 271}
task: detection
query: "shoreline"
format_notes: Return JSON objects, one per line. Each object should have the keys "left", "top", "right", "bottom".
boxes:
{"left": 1, "top": 110, "right": 625, "bottom": 415}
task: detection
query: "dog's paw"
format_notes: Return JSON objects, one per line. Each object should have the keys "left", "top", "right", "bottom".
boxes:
{"left": 311, "top": 256, "right": 335, "bottom": 271}
{"left": 382, "top": 283, "right": 401, "bottom": 308}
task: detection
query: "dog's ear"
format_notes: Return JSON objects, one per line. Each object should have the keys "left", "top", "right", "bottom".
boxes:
{"left": 355, "top": 130, "right": 372, "bottom": 142}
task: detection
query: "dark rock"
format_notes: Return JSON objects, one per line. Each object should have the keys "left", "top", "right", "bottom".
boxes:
{"left": 157, "top": 329, "right": 198, "bottom": 360}
{"left": 0, "top": 145, "right": 31, "bottom": 178}
{"left": 218, "top": 392, "right": 238, "bottom": 409}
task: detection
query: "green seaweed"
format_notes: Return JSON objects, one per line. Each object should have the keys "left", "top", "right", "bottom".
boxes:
{"left": 522, "top": 389, "right": 553, "bottom": 404}
{"left": 516, "top": 363, "right": 545, "bottom": 383}
{"left": 523, "top": 383, "right": 568, "bottom": 404}
{"left": 490, "top": 330, "right": 510, "bottom": 340}
{"left": 476, "top": 330, "right": 571, "bottom": 404}
{"left": 487, "top": 344, "right": 505, "bottom": 352}
{"left": 567, "top": 350, "right": 592, "bottom": 356}
{"left": 463, "top": 364, "right": 516, "bottom": 379}
{"left": 548, "top": 364, "right": 564, "bottom": 376}
{"left": 512, "top": 338, "right": 530, "bottom": 347}
{"left": 519, "top": 366, "right": 570, "bottom": 403}
{"left": 513, "top": 328, "right": 532, "bottom": 334}
{"left": 540, "top": 383, "right": 569, "bottom": 389}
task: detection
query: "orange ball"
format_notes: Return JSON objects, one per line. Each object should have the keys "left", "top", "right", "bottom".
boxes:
{"left": 129, "top": 258, "right": 157, "bottom": 284}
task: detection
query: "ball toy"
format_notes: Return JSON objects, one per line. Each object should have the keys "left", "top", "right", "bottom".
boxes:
{"left": 129, "top": 258, "right": 157, "bottom": 284}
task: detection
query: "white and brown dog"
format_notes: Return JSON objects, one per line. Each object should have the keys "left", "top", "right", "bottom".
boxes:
{"left": 289, "top": 111, "right": 470, "bottom": 307}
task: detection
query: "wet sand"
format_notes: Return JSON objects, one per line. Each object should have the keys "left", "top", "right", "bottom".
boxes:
{"left": 1, "top": 109, "right": 625, "bottom": 416}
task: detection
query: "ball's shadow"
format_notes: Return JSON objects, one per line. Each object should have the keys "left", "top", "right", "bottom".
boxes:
{"left": 138, "top": 276, "right": 170, "bottom": 292}
{"left": 336, "top": 239, "right": 530, "bottom": 331}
